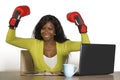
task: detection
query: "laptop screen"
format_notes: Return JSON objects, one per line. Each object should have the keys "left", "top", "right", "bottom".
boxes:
{"left": 78, "top": 44, "right": 116, "bottom": 75}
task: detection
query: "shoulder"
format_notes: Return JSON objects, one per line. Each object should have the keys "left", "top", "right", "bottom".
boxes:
{"left": 62, "top": 40, "right": 80, "bottom": 44}
{"left": 57, "top": 40, "right": 71, "bottom": 44}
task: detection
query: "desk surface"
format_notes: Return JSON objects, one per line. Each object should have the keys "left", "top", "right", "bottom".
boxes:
{"left": 0, "top": 71, "right": 120, "bottom": 80}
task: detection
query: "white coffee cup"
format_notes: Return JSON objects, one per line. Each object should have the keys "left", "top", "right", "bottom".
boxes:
{"left": 63, "top": 64, "right": 78, "bottom": 77}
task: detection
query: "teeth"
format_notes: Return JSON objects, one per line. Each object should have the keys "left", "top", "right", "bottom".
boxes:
{"left": 44, "top": 35, "right": 49, "bottom": 38}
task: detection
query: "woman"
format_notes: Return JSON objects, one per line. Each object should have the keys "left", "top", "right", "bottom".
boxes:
{"left": 6, "top": 6, "right": 90, "bottom": 75}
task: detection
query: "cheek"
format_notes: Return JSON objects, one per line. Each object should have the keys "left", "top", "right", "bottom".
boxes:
{"left": 40, "top": 31, "right": 44, "bottom": 37}
{"left": 40, "top": 30, "right": 43, "bottom": 34}
{"left": 53, "top": 29, "right": 56, "bottom": 34}
{"left": 51, "top": 30, "right": 55, "bottom": 35}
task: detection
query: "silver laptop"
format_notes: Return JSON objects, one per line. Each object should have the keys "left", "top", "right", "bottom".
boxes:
{"left": 76, "top": 43, "right": 116, "bottom": 76}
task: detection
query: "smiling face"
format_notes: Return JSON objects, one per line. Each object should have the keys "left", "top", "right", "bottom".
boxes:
{"left": 40, "top": 22, "right": 56, "bottom": 41}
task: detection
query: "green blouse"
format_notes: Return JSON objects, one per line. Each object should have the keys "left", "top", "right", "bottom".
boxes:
{"left": 6, "top": 29, "right": 90, "bottom": 73}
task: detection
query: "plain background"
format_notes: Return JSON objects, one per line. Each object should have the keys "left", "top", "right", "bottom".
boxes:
{"left": 0, "top": 0, "right": 120, "bottom": 71}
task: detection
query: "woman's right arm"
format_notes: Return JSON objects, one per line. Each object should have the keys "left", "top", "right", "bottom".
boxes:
{"left": 6, "top": 29, "right": 35, "bottom": 50}
{"left": 6, "top": 5, "right": 32, "bottom": 49}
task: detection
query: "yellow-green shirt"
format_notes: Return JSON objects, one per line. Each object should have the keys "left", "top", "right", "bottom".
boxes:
{"left": 6, "top": 29, "right": 90, "bottom": 73}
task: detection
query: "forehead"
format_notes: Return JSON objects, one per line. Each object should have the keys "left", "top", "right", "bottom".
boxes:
{"left": 43, "top": 22, "right": 54, "bottom": 27}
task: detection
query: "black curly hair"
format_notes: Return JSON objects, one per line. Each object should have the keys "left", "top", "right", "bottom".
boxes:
{"left": 33, "top": 15, "right": 69, "bottom": 43}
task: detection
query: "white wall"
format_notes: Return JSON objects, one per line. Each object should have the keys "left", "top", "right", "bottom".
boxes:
{"left": 0, "top": 0, "right": 120, "bottom": 71}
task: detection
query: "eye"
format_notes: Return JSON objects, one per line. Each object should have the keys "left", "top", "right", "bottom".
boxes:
{"left": 41, "top": 27, "right": 45, "bottom": 30}
{"left": 48, "top": 27, "right": 54, "bottom": 30}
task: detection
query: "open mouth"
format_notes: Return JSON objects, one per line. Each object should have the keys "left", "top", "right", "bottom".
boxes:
{"left": 44, "top": 35, "right": 50, "bottom": 38}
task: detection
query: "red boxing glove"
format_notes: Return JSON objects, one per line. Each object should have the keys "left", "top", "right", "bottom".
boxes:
{"left": 67, "top": 11, "right": 87, "bottom": 33}
{"left": 9, "top": 5, "right": 30, "bottom": 29}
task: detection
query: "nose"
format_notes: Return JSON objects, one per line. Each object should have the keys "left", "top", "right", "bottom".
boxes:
{"left": 45, "top": 28, "right": 48, "bottom": 32}
{"left": 43, "top": 28, "right": 49, "bottom": 34}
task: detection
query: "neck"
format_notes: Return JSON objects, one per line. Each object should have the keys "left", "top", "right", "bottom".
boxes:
{"left": 44, "top": 40, "right": 56, "bottom": 45}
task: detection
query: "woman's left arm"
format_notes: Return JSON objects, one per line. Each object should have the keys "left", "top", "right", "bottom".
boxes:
{"left": 67, "top": 33, "right": 90, "bottom": 52}
{"left": 81, "top": 33, "right": 90, "bottom": 44}
{"left": 67, "top": 11, "right": 90, "bottom": 52}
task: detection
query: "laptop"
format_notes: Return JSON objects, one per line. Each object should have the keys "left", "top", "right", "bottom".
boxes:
{"left": 76, "top": 43, "right": 116, "bottom": 76}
